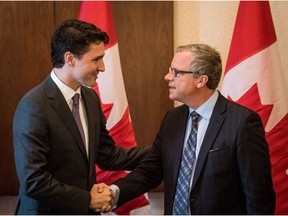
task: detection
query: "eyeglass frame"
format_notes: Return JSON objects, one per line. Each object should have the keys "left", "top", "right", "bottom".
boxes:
{"left": 169, "top": 66, "right": 200, "bottom": 77}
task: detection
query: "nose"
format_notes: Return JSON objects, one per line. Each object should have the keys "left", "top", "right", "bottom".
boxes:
{"left": 164, "top": 70, "right": 173, "bottom": 81}
{"left": 98, "top": 60, "right": 105, "bottom": 72}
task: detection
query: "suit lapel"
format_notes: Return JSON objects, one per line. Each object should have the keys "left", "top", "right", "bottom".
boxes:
{"left": 81, "top": 87, "right": 97, "bottom": 161}
{"left": 44, "top": 76, "right": 88, "bottom": 160}
{"left": 191, "top": 93, "right": 227, "bottom": 189}
{"left": 81, "top": 87, "right": 102, "bottom": 185}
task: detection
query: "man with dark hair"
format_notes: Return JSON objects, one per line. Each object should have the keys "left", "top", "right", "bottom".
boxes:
{"left": 13, "top": 19, "right": 149, "bottom": 215}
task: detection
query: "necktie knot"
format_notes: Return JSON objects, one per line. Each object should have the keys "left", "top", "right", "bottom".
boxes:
{"left": 191, "top": 111, "right": 199, "bottom": 122}
{"left": 73, "top": 93, "right": 80, "bottom": 106}
{"left": 191, "top": 111, "right": 199, "bottom": 131}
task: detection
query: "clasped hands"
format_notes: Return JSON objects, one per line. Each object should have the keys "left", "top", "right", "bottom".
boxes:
{"left": 90, "top": 183, "right": 115, "bottom": 213}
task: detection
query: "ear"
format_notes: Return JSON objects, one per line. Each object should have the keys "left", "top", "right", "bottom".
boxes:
{"left": 63, "top": 52, "right": 75, "bottom": 66}
{"left": 197, "top": 75, "right": 209, "bottom": 88}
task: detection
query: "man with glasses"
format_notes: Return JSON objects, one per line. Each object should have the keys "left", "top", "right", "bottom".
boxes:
{"left": 110, "top": 43, "right": 275, "bottom": 214}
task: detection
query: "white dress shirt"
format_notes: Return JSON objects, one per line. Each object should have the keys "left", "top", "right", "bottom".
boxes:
{"left": 50, "top": 70, "right": 89, "bottom": 155}
{"left": 183, "top": 90, "right": 219, "bottom": 213}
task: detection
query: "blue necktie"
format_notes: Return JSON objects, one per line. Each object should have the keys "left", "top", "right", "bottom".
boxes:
{"left": 173, "top": 111, "right": 199, "bottom": 215}
{"left": 72, "top": 93, "right": 86, "bottom": 146}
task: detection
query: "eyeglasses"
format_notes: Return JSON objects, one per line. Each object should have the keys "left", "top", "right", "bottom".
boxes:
{"left": 169, "top": 67, "right": 199, "bottom": 77}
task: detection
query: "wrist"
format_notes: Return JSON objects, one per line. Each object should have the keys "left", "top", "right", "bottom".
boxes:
{"left": 109, "top": 184, "right": 120, "bottom": 209}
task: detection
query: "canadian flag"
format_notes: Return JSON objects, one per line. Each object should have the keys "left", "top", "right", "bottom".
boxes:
{"left": 78, "top": 1, "right": 151, "bottom": 214}
{"left": 221, "top": 1, "right": 288, "bottom": 214}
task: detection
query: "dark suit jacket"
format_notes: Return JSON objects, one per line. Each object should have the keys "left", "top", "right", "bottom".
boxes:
{"left": 114, "top": 92, "right": 276, "bottom": 214}
{"left": 13, "top": 75, "right": 149, "bottom": 215}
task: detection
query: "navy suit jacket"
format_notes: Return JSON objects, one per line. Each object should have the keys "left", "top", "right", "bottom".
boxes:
{"left": 13, "top": 75, "right": 149, "bottom": 214}
{"left": 114, "top": 92, "right": 275, "bottom": 214}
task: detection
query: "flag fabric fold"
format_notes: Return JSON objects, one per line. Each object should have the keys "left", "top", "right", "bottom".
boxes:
{"left": 221, "top": 1, "right": 288, "bottom": 214}
{"left": 78, "top": 1, "right": 151, "bottom": 214}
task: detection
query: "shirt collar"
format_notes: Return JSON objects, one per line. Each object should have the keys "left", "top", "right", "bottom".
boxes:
{"left": 50, "top": 70, "right": 81, "bottom": 102}
{"left": 189, "top": 90, "right": 219, "bottom": 121}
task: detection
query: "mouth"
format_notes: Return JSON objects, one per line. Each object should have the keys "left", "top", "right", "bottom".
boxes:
{"left": 168, "top": 86, "right": 175, "bottom": 90}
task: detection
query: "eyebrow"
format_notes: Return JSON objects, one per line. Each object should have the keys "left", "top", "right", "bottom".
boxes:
{"left": 92, "top": 54, "right": 105, "bottom": 61}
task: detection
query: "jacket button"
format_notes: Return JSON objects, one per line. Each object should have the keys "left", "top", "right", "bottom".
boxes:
{"left": 190, "top": 198, "right": 196, "bottom": 202}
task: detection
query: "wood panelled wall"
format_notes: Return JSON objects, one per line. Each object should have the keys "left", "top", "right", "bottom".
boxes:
{"left": 0, "top": 2, "right": 173, "bottom": 195}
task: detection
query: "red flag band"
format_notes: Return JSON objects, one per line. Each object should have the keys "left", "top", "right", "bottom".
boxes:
{"left": 221, "top": 1, "right": 288, "bottom": 214}
{"left": 78, "top": 1, "right": 151, "bottom": 214}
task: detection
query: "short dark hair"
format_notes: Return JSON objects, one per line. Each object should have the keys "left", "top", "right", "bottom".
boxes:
{"left": 51, "top": 19, "right": 109, "bottom": 68}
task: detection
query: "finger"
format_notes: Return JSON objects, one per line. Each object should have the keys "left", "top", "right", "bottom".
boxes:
{"left": 110, "top": 193, "right": 115, "bottom": 206}
{"left": 102, "top": 205, "right": 112, "bottom": 213}
{"left": 110, "top": 198, "right": 115, "bottom": 207}
{"left": 101, "top": 205, "right": 107, "bottom": 212}
{"left": 105, "top": 205, "right": 112, "bottom": 212}
{"left": 110, "top": 189, "right": 115, "bottom": 199}
{"left": 96, "top": 184, "right": 104, "bottom": 193}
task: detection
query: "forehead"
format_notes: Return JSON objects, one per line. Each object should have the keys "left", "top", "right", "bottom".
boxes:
{"left": 172, "top": 51, "right": 193, "bottom": 67}
{"left": 84, "top": 42, "right": 105, "bottom": 57}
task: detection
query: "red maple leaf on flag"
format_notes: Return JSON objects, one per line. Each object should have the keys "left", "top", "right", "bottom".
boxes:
{"left": 94, "top": 83, "right": 150, "bottom": 215}
{"left": 79, "top": 2, "right": 151, "bottom": 213}
{"left": 221, "top": 2, "right": 288, "bottom": 213}
{"left": 227, "top": 83, "right": 288, "bottom": 214}
{"left": 228, "top": 83, "right": 273, "bottom": 128}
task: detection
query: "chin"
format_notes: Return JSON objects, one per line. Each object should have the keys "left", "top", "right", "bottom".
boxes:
{"left": 84, "top": 81, "right": 96, "bottom": 88}
{"left": 169, "top": 95, "right": 176, "bottom": 101}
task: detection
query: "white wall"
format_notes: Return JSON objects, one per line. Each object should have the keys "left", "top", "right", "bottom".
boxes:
{"left": 174, "top": 1, "right": 288, "bottom": 106}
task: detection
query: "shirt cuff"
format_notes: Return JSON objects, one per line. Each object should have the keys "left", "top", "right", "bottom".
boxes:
{"left": 109, "top": 184, "right": 120, "bottom": 209}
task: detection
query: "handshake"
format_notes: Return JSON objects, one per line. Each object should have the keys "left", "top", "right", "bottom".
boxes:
{"left": 90, "top": 183, "right": 116, "bottom": 213}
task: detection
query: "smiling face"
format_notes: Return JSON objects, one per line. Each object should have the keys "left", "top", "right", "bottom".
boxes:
{"left": 164, "top": 51, "right": 200, "bottom": 105}
{"left": 68, "top": 42, "right": 105, "bottom": 90}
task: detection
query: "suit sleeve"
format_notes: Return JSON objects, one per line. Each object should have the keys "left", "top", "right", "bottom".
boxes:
{"left": 113, "top": 138, "right": 163, "bottom": 207}
{"left": 236, "top": 111, "right": 275, "bottom": 214}
{"left": 109, "top": 111, "right": 171, "bottom": 207}
{"left": 13, "top": 97, "right": 91, "bottom": 214}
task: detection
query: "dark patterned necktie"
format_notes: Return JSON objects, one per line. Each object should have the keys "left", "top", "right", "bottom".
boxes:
{"left": 72, "top": 93, "right": 86, "bottom": 146}
{"left": 173, "top": 111, "right": 199, "bottom": 215}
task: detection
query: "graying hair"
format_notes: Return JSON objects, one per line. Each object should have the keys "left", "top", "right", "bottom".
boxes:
{"left": 176, "top": 44, "right": 222, "bottom": 89}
